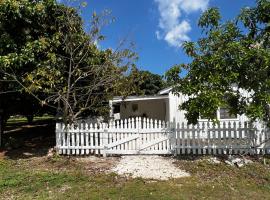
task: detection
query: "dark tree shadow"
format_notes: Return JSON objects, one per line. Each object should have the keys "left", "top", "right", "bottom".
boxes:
{"left": 1, "top": 119, "right": 55, "bottom": 159}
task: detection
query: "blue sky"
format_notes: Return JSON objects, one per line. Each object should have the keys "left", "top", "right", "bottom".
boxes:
{"left": 68, "top": 0, "right": 256, "bottom": 75}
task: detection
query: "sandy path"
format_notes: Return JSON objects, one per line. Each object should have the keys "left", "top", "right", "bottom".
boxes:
{"left": 110, "top": 155, "right": 190, "bottom": 180}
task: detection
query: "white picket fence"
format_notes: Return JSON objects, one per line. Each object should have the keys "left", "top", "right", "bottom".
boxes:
{"left": 55, "top": 117, "right": 270, "bottom": 156}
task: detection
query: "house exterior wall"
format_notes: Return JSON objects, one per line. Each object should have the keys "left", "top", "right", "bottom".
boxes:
{"left": 169, "top": 92, "right": 187, "bottom": 123}
{"left": 119, "top": 99, "right": 167, "bottom": 121}
{"left": 168, "top": 90, "right": 250, "bottom": 123}
{"left": 111, "top": 87, "right": 251, "bottom": 123}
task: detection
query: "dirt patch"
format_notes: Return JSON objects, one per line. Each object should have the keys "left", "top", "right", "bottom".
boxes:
{"left": 75, "top": 156, "right": 120, "bottom": 173}
{"left": 109, "top": 155, "right": 190, "bottom": 180}
{"left": 0, "top": 150, "right": 6, "bottom": 160}
{"left": 7, "top": 154, "right": 120, "bottom": 176}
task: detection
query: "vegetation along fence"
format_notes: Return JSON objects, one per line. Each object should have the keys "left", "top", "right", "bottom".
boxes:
{"left": 55, "top": 117, "right": 270, "bottom": 156}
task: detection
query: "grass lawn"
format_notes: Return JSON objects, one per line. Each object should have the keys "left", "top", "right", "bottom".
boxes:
{"left": 0, "top": 155, "right": 270, "bottom": 200}
{"left": 7, "top": 115, "right": 54, "bottom": 125}
{"left": 1, "top": 118, "right": 270, "bottom": 199}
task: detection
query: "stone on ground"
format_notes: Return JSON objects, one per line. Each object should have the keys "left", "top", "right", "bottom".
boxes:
{"left": 110, "top": 155, "right": 190, "bottom": 180}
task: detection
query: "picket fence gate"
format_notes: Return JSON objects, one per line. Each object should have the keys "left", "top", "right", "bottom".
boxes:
{"left": 55, "top": 117, "right": 270, "bottom": 156}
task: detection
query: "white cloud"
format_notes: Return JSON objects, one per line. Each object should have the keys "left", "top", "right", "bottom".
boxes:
{"left": 154, "top": 0, "right": 209, "bottom": 47}
{"left": 155, "top": 31, "right": 162, "bottom": 40}
{"left": 180, "top": 0, "right": 209, "bottom": 13}
{"left": 164, "top": 20, "right": 191, "bottom": 47}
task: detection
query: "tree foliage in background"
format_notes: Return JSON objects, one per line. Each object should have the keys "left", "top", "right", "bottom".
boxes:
{"left": 113, "top": 66, "right": 165, "bottom": 97}
{"left": 125, "top": 67, "right": 165, "bottom": 96}
{"left": 166, "top": 0, "right": 270, "bottom": 124}
{"left": 0, "top": 0, "right": 137, "bottom": 125}
{"left": 135, "top": 69, "right": 165, "bottom": 95}
{"left": 0, "top": 0, "right": 60, "bottom": 131}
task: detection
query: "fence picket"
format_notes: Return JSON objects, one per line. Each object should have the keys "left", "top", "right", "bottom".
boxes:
{"left": 123, "top": 119, "right": 127, "bottom": 150}
{"left": 158, "top": 120, "right": 162, "bottom": 151}
{"left": 196, "top": 123, "right": 201, "bottom": 155}
{"left": 120, "top": 119, "right": 124, "bottom": 150}
{"left": 175, "top": 122, "right": 179, "bottom": 154}
{"left": 90, "top": 123, "right": 94, "bottom": 154}
{"left": 223, "top": 121, "right": 228, "bottom": 154}
{"left": 85, "top": 123, "right": 89, "bottom": 155}
{"left": 55, "top": 117, "right": 270, "bottom": 156}
{"left": 217, "top": 123, "right": 221, "bottom": 154}
{"left": 239, "top": 121, "right": 243, "bottom": 154}
{"left": 74, "top": 125, "right": 79, "bottom": 155}
{"left": 154, "top": 119, "right": 158, "bottom": 150}
{"left": 213, "top": 122, "right": 217, "bottom": 155}
{"left": 149, "top": 118, "right": 152, "bottom": 148}
{"left": 59, "top": 123, "right": 65, "bottom": 155}
{"left": 79, "top": 123, "right": 84, "bottom": 155}
{"left": 94, "top": 123, "right": 98, "bottom": 155}
{"left": 130, "top": 118, "right": 134, "bottom": 150}
{"left": 70, "top": 124, "right": 74, "bottom": 155}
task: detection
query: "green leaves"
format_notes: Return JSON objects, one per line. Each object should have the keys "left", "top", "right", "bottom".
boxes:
{"left": 165, "top": 65, "right": 182, "bottom": 86}
{"left": 183, "top": 42, "right": 196, "bottom": 57}
{"left": 0, "top": 0, "right": 137, "bottom": 122}
{"left": 198, "top": 7, "right": 221, "bottom": 31}
{"left": 168, "top": 1, "right": 270, "bottom": 124}
{"left": 115, "top": 67, "right": 165, "bottom": 97}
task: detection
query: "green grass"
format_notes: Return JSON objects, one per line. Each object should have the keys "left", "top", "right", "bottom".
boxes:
{"left": 0, "top": 157, "right": 270, "bottom": 200}
{"left": 2, "top": 119, "right": 270, "bottom": 199}
{"left": 7, "top": 115, "right": 54, "bottom": 124}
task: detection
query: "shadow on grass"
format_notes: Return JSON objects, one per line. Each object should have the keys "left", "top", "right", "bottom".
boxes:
{"left": 174, "top": 154, "right": 230, "bottom": 162}
{"left": 1, "top": 119, "right": 55, "bottom": 160}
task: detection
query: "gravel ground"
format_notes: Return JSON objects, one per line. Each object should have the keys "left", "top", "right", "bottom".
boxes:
{"left": 110, "top": 155, "right": 190, "bottom": 180}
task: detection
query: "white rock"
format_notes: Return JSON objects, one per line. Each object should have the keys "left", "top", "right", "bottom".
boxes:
{"left": 244, "top": 158, "right": 253, "bottom": 164}
{"left": 109, "top": 155, "right": 190, "bottom": 180}
{"left": 208, "top": 157, "right": 221, "bottom": 164}
{"left": 225, "top": 160, "right": 234, "bottom": 166}
{"left": 225, "top": 157, "right": 253, "bottom": 167}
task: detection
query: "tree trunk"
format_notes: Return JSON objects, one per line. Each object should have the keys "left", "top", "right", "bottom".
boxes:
{"left": 0, "top": 114, "right": 3, "bottom": 147}
{"left": 26, "top": 115, "right": 34, "bottom": 124}
{"left": 0, "top": 115, "right": 2, "bottom": 147}
{"left": 0, "top": 111, "right": 8, "bottom": 147}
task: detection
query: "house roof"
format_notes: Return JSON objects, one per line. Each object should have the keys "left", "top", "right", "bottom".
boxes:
{"left": 112, "top": 95, "right": 168, "bottom": 103}
{"left": 111, "top": 87, "right": 172, "bottom": 103}
{"left": 158, "top": 87, "right": 172, "bottom": 95}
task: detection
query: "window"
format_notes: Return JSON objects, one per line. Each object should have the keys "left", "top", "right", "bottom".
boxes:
{"left": 113, "top": 104, "right": 120, "bottom": 114}
{"left": 199, "top": 111, "right": 217, "bottom": 121}
{"left": 199, "top": 108, "right": 237, "bottom": 121}
{"left": 219, "top": 108, "right": 237, "bottom": 119}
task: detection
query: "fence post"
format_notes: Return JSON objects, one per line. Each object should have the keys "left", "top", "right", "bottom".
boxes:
{"left": 255, "top": 121, "right": 264, "bottom": 155}
{"left": 171, "top": 118, "right": 176, "bottom": 156}
{"left": 102, "top": 122, "right": 108, "bottom": 157}
{"left": 137, "top": 117, "right": 141, "bottom": 152}
{"left": 55, "top": 123, "right": 61, "bottom": 154}
{"left": 248, "top": 122, "right": 256, "bottom": 155}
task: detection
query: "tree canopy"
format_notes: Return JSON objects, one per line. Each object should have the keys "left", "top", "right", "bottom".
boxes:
{"left": 166, "top": 0, "right": 270, "bottom": 124}
{"left": 0, "top": 0, "right": 61, "bottom": 125}
{"left": 126, "top": 67, "right": 165, "bottom": 96}
{"left": 0, "top": 0, "right": 137, "bottom": 124}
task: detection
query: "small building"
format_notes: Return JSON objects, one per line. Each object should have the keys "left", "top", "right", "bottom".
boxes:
{"left": 110, "top": 87, "right": 249, "bottom": 123}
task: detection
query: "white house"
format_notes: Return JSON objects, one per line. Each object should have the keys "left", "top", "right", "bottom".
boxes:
{"left": 110, "top": 87, "right": 250, "bottom": 123}
{"left": 56, "top": 87, "right": 270, "bottom": 156}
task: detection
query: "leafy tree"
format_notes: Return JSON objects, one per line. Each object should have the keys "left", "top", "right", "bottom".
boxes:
{"left": 0, "top": 0, "right": 61, "bottom": 140}
{"left": 166, "top": 0, "right": 270, "bottom": 124}
{"left": 122, "top": 67, "right": 165, "bottom": 96}
{"left": 136, "top": 70, "right": 165, "bottom": 95}
{"left": 0, "top": 0, "right": 136, "bottom": 139}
